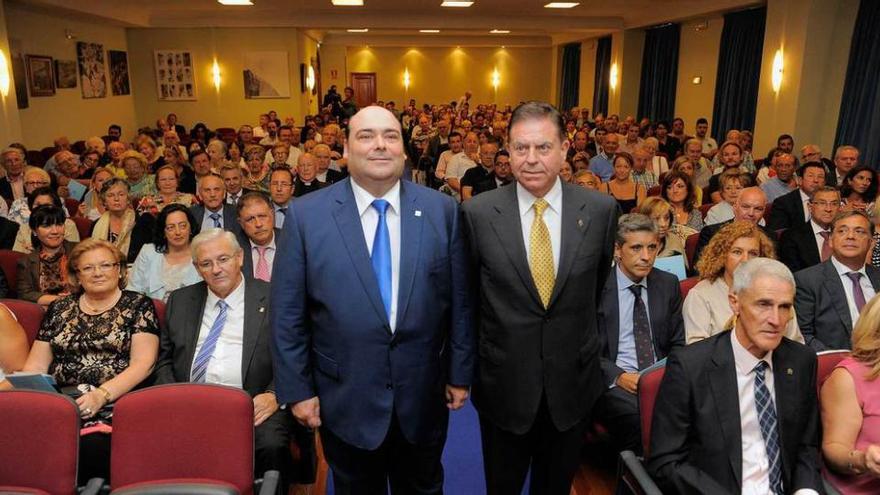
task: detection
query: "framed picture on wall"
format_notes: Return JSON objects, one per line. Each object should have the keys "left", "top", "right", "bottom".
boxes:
{"left": 154, "top": 50, "right": 196, "bottom": 101}
{"left": 109, "top": 50, "right": 131, "bottom": 96}
{"left": 26, "top": 55, "right": 55, "bottom": 97}
{"left": 76, "top": 41, "right": 107, "bottom": 98}
{"left": 243, "top": 51, "right": 290, "bottom": 98}
{"left": 55, "top": 60, "right": 78, "bottom": 89}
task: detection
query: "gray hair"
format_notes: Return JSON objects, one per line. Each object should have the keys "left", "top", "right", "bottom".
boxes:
{"left": 1, "top": 147, "right": 24, "bottom": 161}
{"left": 190, "top": 227, "right": 242, "bottom": 261}
{"left": 615, "top": 213, "right": 659, "bottom": 245}
{"left": 207, "top": 139, "right": 228, "bottom": 155}
{"left": 834, "top": 145, "right": 859, "bottom": 159}
{"left": 731, "top": 258, "right": 794, "bottom": 295}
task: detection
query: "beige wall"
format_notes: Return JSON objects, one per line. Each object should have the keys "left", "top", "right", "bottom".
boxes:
{"left": 5, "top": 5, "right": 136, "bottom": 149}
{"left": 608, "top": 29, "right": 644, "bottom": 118}
{"left": 342, "top": 45, "right": 552, "bottom": 107}
{"left": 127, "top": 27, "right": 312, "bottom": 134}
{"left": 675, "top": 17, "right": 723, "bottom": 130}
{"left": 0, "top": 0, "right": 23, "bottom": 147}
{"left": 319, "top": 43, "right": 347, "bottom": 100}
{"left": 578, "top": 39, "right": 598, "bottom": 114}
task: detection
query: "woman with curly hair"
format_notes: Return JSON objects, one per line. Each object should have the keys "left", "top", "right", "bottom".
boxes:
{"left": 660, "top": 170, "right": 703, "bottom": 231}
{"left": 682, "top": 221, "right": 803, "bottom": 344}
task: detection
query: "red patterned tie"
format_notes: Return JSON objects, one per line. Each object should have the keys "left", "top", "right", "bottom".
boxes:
{"left": 255, "top": 246, "right": 270, "bottom": 282}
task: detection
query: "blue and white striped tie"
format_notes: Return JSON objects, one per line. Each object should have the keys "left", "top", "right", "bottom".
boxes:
{"left": 754, "top": 360, "right": 784, "bottom": 495}
{"left": 191, "top": 300, "right": 229, "bottom": 383}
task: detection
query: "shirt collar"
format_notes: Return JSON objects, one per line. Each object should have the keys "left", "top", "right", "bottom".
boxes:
{"left": 810, "top": 219, "right": 829, "bottom": 235}
{"left": 516, "top": 177, "right": 562, "bottom": 218}
{"left": 831, "top": 255, "right": 867, "bottom": 278}
{"left": 616, "top": 265, "right": 648, "bottom": 291}
{"left": 250, "top": 236, "right": 276, "bottom": 251}
{"left": 351, "top": 178, "right": 401, "bottom": 217}
{"left": 799, "top": 189, "right": 810, "bottom": 202}
{"left": 273, "top": 200, "right": 290, "bottom": 211}
{"left": 730, "top": 328, "right": 773, "bottom": 376}
{"left": 206, "top": 274, "right": 245, "bottom": 310}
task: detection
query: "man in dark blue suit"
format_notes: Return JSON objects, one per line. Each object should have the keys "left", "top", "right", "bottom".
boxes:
{"left": 271, "top": 106, "right": 474, "bottom": 494}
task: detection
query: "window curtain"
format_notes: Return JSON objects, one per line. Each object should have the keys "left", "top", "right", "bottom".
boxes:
{"left": 711, "top": 7, "right": 766, "bottom": 142}
{"left": 637, "top": 23, "right": 680, "bottom": 123}
{"left": 592, "top": 36, "right": 612, "bottom": 117}
{"left": 559, "top": 43, "right": 581, "bottom": 112}
{"left": 835, "top": 0, "right": 880, "bottom": 168}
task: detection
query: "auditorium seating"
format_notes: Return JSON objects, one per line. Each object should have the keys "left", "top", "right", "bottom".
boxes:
{"left": 617, "top": 363, "right": 666, "bottom": 495}
{"left": 816, "top": 350, "right": 851, "bottom": 395}
{"left": 1, "top": 299, "right": 44, "bottom": 347}
{"left": 684, "top": 233, "right": 699, "bottom": 267}
{"left": 0, "top": 250, "right": 24, "bottom": 299}
{"left": 679, "top": 276, "right": 699, "bottom": 300}
{"left": 73, "top": 217, "right": 94, "bottom": 240}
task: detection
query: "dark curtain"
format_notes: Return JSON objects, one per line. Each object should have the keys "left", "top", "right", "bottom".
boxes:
{"left": 835, "top": 0, "right": 880, "bottom": 169}
{"left": 711, "top": 7, "right": 766, "bottom": 141}
{"left": 593, "top": 36, "right": 612, "bottom": 117}
{"left": 559, "top": 43, "right": 581, "bottom": 112}
{"left": 637, "top": 23, "right": 680, "bottom": 122}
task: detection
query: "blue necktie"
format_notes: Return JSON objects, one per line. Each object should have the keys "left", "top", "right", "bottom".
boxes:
{"left": 191, "top": 300, "right": 229, "bottom": 383}
{"left": 209, "top": 212, "right": 221, "bottom": 228}
{"left": 370, "top": 199, "right": 392, "bottom": 322}
{"left": 754, "top": 361, "right": 784, "bottom": 495}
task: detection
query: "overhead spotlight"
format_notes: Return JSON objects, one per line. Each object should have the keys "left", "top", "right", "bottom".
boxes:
{"left": 441, "top": 1, "right": 474, "bottom": 7}
{"left": 420, "top": 29, "right": 441, "bottom": 33}
{"left": 490, "top": 29, "right": 510, "bottom": 34}
{"left": 544, "top": 2, "right": 579, "bottom": 8}
{"left": 217, "top": 0, "right": 254, "bottom": 4}
{"left": 332, "top": 0, "right": 364, "bottom": 5}
{"left": 347, "top": 28, "right": 369, "bottom": 33}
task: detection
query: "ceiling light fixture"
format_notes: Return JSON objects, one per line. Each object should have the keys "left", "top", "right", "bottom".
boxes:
{"left": 217, "top": 0, "right": 253, "bottom": 5}
{"left": 544, "top": 2, "right": 580, "bottom": 8}
{"left": 347, "top": 28, "right": 369, "bottom": 32}
{"left": 441, "top": 1, "right": 474, "bottom": 7}
{"left": 420, "top": 29, "right": 441, "bottom": 33}
{"left": 332, "top": 0, "right": 364, "bottom": 5}
{"left": 490, "top": 29, "right": 510, "bottom": 34}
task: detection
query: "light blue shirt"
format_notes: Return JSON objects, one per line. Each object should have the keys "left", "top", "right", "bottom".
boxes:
{"left": 274, "top": 201, "right": 290, "bottom": 229}
{"left": 589, "top": 153, "right": 614, "bottom": 182}
{"left": 615, "top": 265, "right": 654, "bottom": 373}
{"left": 126, "top": 244, "right": 203, "bottom": 301}
{"left": 761, "top": 177, "right": 794, "bottom": 204}
{"left": 201, "top": 206, "right": 225, "bottom": 230}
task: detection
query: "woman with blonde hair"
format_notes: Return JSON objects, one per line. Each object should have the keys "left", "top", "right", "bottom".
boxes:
{"left": 120, "top": 150, "right": 156, "bottom": 200}
{"left": 243, "top": 145, "right": 270, "bottom": 192}
{"left": 635, "top": 196, "right": 694, "bottom": 263}
{"left": 79, "top": 167, "right": 114, "bottom": 220}
{"left": 683, "top": 221, "right": 803, "bottom": 344}
{"left": 821, "top": 295, "right": 880, "bottom": 493}
{"left": 136, "top": 164, "right": 194, "bottom": 216}
{"left": 136, "top": 137, "right": 162, "bottom": 170}
{"left": 643, "top": 136, "right": 669, "bottom": 177}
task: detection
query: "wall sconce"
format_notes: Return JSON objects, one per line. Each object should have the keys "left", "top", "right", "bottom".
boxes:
{"left": 211, "top": 59, "right": 222, "bottom": 90}
{"left": 403, "top": 68, "right": 411, "bottom": 91}
{"left": 771, "top": 49, "right": 783, "bottom": 93}
{"left": 492, "top": 68, "right": 500, "bottom": 91}
{"left": 307, "top": 65, "right": 316, "bottom": 92}
{"left": 0, "top": 49, "right": 10, "bottom": 98}
{"left": 609, "top": 63, "right": 619, "bottom": 90}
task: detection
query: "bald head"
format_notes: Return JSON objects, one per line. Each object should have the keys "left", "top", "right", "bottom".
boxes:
{"left": 298, "top": 152, "right": 318, "bottom": 182}
{"left": 733, "top": 187, "right": 767, "bottom": 223}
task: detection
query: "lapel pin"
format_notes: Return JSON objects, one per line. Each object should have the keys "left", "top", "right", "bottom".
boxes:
{"left": 577, "top": 219, "right": 584, "bottom": 228}
{"left": 259, "top": 307, "right": 265, "bottom": 313}
{"left": 415, "top": 210, "right": 422, "bottom": 217}
{"left": 786, "top": 368, "right": 793, "bottom": 375}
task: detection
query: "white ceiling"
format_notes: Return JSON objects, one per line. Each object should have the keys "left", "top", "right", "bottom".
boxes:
{"left": 10, "top": 0, "right": 762, "bottom": 46}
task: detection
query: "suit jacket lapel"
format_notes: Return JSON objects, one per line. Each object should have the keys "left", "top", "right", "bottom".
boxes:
{"left": 548, "top": 184, "right": 591, "bottom": 308}
{"left": 646, "top": 272, "right": 666, "bottom": 357}
{"left": 772, "top": 344, "right": 797, "bottom": 485}
{"left": 241, "top": 279, "right": 267, "bottom": 384}
{"left": 602, "top": 272, "right": 620, "bottom": 359}
{"left": 823, "top": 262, "right": 853, "bottom": 330}
{"left": 488, "top": 184, "right": 543, "bottom": 310}
{"left": 184, "top": 283, "right": 209, "bottom": 375}
{"left": 331, "top": 179, "right": 392, "bottom": 331}
{"left": 707, "top": 334, "right": 743, "bottom": 487}
{"left": 867, "top": 265, "right": 880, "bottom": 291}
{"left": 395, "top": 182, "right": 422, "bottom": 330}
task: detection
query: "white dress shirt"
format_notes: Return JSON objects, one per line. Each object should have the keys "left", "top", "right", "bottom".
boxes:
{"left": 192, "top": 277, "right": 246, "bottom": 388}
{"left": 516, "top": 178, "right": 562, "bottom": 277}
{"left": 810, "top": 220, "right": 830, "bottom": 260}
{"left": 800, "top": 189, "right": 811, "bottom": 222}
{"left": 226, "top": 190, "right": 244, "bottom": 205}
{"left": 250, "top": 237, "right": 276, "bottom": 279}
{"left": 831, "top": 256, "right": 876, "bottom": 327}
{"left": 352, "top": 179, "right": 401, "bottom": 332}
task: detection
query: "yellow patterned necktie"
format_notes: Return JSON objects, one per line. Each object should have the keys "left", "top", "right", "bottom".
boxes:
{"left": 529, "top": 198, "right": 555, "bottom": 309}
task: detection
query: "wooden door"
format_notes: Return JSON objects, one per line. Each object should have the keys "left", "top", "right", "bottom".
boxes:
{"left": 350, "top": 72, "right": 376, "bottom": 108}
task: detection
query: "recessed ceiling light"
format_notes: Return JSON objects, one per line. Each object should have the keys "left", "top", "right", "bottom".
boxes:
{"left": 544, "top": 2, "right": 580, "bottom": 8}
{"left": 441, "top": 1, "right": 474, "bottom": 7}
{"left": 490, "top": 29, "right": 510, "bottom": 34}
{"left": 347, "top": 28, "right": 369, "bottom": 32}
{"left": 332, "top": 0, "right": 364, "bottom": 5}
{"left": 420, "top": 29, "right": 441, "bottom": 33}
{"left": 217, "top": 0, "right": 253, "bottom": 5}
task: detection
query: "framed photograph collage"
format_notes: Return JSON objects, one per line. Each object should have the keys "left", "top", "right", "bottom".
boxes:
{"left": 154, "top": 50, "right": 196, "bottom": 101}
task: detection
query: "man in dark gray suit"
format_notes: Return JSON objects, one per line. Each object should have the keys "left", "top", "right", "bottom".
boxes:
{"left": 462, "top": 101, "right": 618, "bottom": 494}
{"left": 235, "top": 191, "right": 281, "bottom": 282}
{"left": 155, "top": 228, "right": 312, "bottom": 492}
{"left": 795, "top": 210, "right": 880, "bottom": 351}
{"left": 190, "top": 174, "right": 240, "bottom": 234}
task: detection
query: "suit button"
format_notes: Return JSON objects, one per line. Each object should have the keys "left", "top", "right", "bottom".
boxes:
{"left": 386, "top": 383, "right": 393, "bottom": 390}
{"left": 390, "top": 341, "right": 398, "bottom": 349}
{"left": 544, "top": 317, "right": 551, "bottom": 323}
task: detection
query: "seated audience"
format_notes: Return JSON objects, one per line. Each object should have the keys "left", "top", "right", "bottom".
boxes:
{"left": 79, "top": 167, "right": 114, "bottom": 220}
{"left": 796, "top": 211, "right": 880, "bottom": 351}
{"left": 191, "top": 174, "right": 239, "bottom": 234}
{"left": 461, "top": 140, "right": 499, "bottom": 201}
{"left": 682, "top": 138, "right": 712, "bottom": 189}
{"left": 433, "top": 131, "right": 463, "bottom": 183}
{"left": 293, "top": 153, "right": 325, "bottom": 198}
{"left": 642, "top": 137, "right": 669, "bottom": 177}
{"left": 269, "top": 167, "right": 294, "bottom": 229}
{"left": 631, "top": 145, "right": 658, "bottom": 189}
{"left": 840, "top": 166, "right": 878, "bottom": 213}
{"left": 137, "top": 137, "right": 162, "bottom": 171}
{"left": 653, "top": 120, "right": 682, "bottom": 160}
{"left": 635, "top": 197, "right": 693, "bottom": 265}
{"left": 12, "top": 187, "right": 79, "bottom": 253}
{"left": 684, "top": 221, "right": 802, "bottom": 343}
{"left": 221, "top": 164, "right": 249, "bottom": 205}
{"left": 821, "top": 295, "right": 880, "bottom": 494}
{"left": 444, "top": 131, "right": 479, "bottom": 201}
{"left": 155, "top": 229, "right": 312, "bottom": 492}
{"left": 559, "top": 160, "right": 573, "bottom": 183}
{"left": 236, "top": 192, "right": 279, "bottom": 282}
{"left": 660, "top": 170, "right": 702, "bottom": 231}
{"left": 827, "top": 145, "right": 860, "bottom": 187}
{"left": 761, "top": 152, "right": 798, "bottom": 203}
{"left": 187, "top": 149, "right": 212, "bottom": 194}
{"left": 16, "top": 205, "right": 75, "bottom": 307}
{"left": 704, "top": 171, "right": 751, "bottom": 226}
{"left": 91, "top": 178, "right": 152, "bottom": 263}
{"left": 7, "top": 167, "right": 52, "bottom": 225}
{"left": 595, "top": 213, "right": 684, "bottom": 454}
{"left": 206, "top": 139, "right": 229, "bottom": 172}
{"left": 649, "top": 258, "right": 822, "bottom": 494}
{"left": 670, "top": 157, "right": 703, "bottom": 206}
{"left": 694, "top": 187, "right": 769, "bottom": 265}
{"left": 121, "top": 150, "right": 156, "bottom": 201}
{"left": 136, "top": 164, "right": 194, "bottom": 216}
{"left": 767, "top": 161, "right": 827, "bottom": 231}
{"left": 707, "top": 140, "right": 747, "bottom": 203}
{"left": 244, "top": 145, "right": 270, "bottom": 193}
{"left": 574, "top": 169, "right": 602, "bottom": 191}
{"left": 53, "top": 151, "right": 88, "bottom": 201}
{"left": 17, "top": 238, "right": 159, "bottom": 482}
{"left": 0, "top": 302, "right": 28, "bottom": 377}
{"left": 0, "top": 147, "right": 26, "bottom": 202}
{"left": 590, "top": 132, "right": 618, "bottom": 182}
{"left": 472, "top": 150, "right": 512, "bottom": 196}
{"left": 604, "top": 152, "right": 645, "bottom": 212}
{"left": 228, "top": 141, "right": 245, "bottom": 169}
{"left": 779, "top": 186, "right": 841, "bottom": 273}
{"left": 127, "top": 204, "right": 202, "bottom": 301}
{"left": 313, "top": 143, "right": 345, "bottom": 185}
{"left": 105, "top": 141, "right": 128, "bottom": 178}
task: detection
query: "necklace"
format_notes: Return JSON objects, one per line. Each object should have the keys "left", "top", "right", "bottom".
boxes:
{"left": 80, "top": 290, "right": 122, "bottom": 314}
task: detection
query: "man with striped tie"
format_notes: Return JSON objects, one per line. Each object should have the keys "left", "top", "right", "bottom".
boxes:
{"left": 648, "top": 258, "right": 823, "bottom": 494}
{"left": 155, "top": 228, "right": 313, "bottom": 492}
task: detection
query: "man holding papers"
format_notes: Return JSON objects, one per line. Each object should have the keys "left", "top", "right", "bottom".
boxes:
{"left": 595, "top": 213, "right": 685, "bottom": 454}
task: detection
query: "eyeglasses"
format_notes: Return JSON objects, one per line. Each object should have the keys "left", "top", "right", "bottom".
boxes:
{"left": 270, "top": 181, "right": 293, "bottom": 188}
{"left": 164, "top": 222, "right": 190, "bottom": 232}
{"left": 833, "top": 226, "right": 871, "bottom": 238}
{"left": 811, "top": 200, "right": 840, "bottom": 208}
{"left": 25, "top": 181, "right": 49, "bottom": 188}
{"left": 196, "top": 255, "right": 236, "bottom": 271}
{"left": 78, "top": 262, "right": 120, "bottom": 275}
